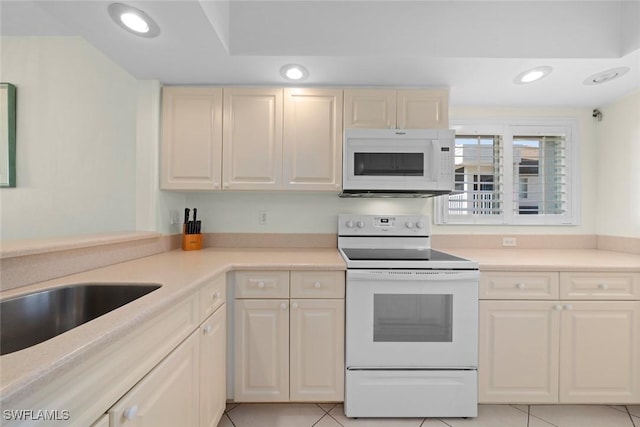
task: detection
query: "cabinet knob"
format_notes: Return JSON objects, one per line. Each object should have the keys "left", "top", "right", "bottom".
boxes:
{"left": 292, "top": 302, "right": 298, "bottom": 309}
{"left": 313, "top": 281, "right": 321, "bottom": 289}
{"left": 563, "top": 304, "right": 573, "bottom": 310}
{"left": 280, "top": 303, "right": 288, "bottom": 310}
{"left": 124, "top": 405, "right": 139, "bottom": 421}
{"left": 258, "top": 281, "right": 265, "bottom": 289}
{"left": 516, "top": 283, "right": 526, "bottom": 290}
{"left": 203, "top": 325, "right": 213, "bottom": 335}
{"left": 554, "top": 304, "right": 563, "bottom": 311}
{"left": 598, "top": 283, "right": 609, "bottom": 290}
{"left": 213, "top": 291, "right": 221, "bottom": 299}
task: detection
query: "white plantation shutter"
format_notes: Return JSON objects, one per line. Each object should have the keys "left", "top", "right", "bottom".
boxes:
{"left": 436, "top": 120, "right": 578, "bottom": 226}
{"left": 448, "top": 135, "right": 504, "bottom": 219}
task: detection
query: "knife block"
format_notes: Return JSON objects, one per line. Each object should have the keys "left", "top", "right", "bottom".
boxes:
{"left": 182, "top": 228, "right": 203, "bottom": 251}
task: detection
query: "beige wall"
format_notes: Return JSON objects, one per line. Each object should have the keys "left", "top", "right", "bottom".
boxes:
{"left": 0, "top": 37, "right": 138, "bottom": 240}
{"left": 595, "top": 90, "right": 640, "bottom": 238}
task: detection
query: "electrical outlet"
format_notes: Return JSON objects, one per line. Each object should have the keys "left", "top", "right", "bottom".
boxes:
{"left": 259, "top": 210, "right": 268, "bottom": 225}
{"left": 502, "top": 237, "right": 517, "bottom": 247}
{"left": 169, "top": 210, "right": 180, "bottom": 225}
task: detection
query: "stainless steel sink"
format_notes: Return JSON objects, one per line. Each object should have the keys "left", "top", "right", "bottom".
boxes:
{"left": 0, "top": 283, "right": 161, "bottom": 356}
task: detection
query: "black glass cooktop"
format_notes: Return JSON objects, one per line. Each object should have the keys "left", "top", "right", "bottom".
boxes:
{"left": 341, "top": 248, "right": 468, "bottom": 262}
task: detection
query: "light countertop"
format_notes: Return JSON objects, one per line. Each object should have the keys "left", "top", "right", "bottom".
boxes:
{"left": 440, "top": 248, "right": 640, "bottom": 272}
{"left": 0, "top": 247, "right": 345, "bottom": 405}
{"left": 2, "top": 245, "right": 639, "bottom": 405}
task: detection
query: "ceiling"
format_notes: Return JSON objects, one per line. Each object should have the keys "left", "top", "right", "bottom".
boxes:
{"left": 2, "top": 0, "right": 639, "bottom": 107}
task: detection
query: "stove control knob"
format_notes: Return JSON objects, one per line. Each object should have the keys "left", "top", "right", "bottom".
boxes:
{"left": 345, "top": 220, "right": 355, "bottom": 228}
{"left": 405, "top": 221, "right": 414, "bottom": 229}
{"left": 356, "top": 221, "right": 365, "bottom": 228}
{"left": 416, "top": 222, "right": 425, "bottom": 229}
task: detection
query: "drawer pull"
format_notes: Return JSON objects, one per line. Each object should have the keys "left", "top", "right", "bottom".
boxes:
{"left": 213, "top": 291, "right": 221, "bottom": 299}
{"left": 563, "top": 304, "right": 573, "bottom": 310}
{"left": 124, "top": 405, "right": 139, "bottom": 421}
{"left": 554, "top": 304, "right": 563, "bottom": 311}
{"left": 257, "top": 281, "right": 265, "bottom": 289}
{"left": 598, "top": 283, "right": 609, "bottom": 290}
{"left": 292, "top": 302, "right": 298, "bottom": 309}
{"left": 313, "top": 281, "right": 322, "bottom": 289}
{"left": 203, "top": 325, "right": 213, "bottom": 335}
{"left": 516, "top": 283, "right": 526, "bottom": 290}
{"left": 280, "top": 303, "right": 288, "bottom": 310}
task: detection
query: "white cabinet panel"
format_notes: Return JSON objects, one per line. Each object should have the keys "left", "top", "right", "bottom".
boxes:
{"left": 283, "top": 88, "right": 343, "bottom": 191}
{"left": 559, "top": 301, "right": 640, "bottom": 403}
{"left": 234, "top": 299, "right": 289, "bottom": 401}
{"left": 109, "top": 331, "right": 200, "bottom": 427}
{"left": 200, "top": 305, "right": 227, "bottom": 427}
{"left": 161, "top": 87, "right": 223, "bottom": 190}
{"left": 344, "top": 89, "right": 396, "bottom": 129}
{"left": 290, "top": 299, "right": 344, "bottom": 401}
{"left": 223, "top": 88, "right": 283, "bottom": 190}
{"left": 479, "top": 301, "right": 560, "bottom": 403}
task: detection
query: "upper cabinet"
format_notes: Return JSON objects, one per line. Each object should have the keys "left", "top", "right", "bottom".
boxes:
{"left": 344, "top": 88, "right": 449, "bottom": 129}
{"left": 223, "top": 88, "right": 283, "bottom": 190}
{"left": 283, "top": 88, "right": 343, "bottom": 191}
{"left": 160, "top": 87, "right": 223, "bottom": 190}
{"left": 161, "top": 86, "right": 448, "bottom": 191}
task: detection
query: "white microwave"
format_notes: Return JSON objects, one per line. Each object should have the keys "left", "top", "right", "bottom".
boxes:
{"left": 340, "top": 129, "right": 455, "bottom": 197}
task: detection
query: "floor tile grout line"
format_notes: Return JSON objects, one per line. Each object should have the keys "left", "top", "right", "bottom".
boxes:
{"left": 223, "top": 412, "right": 237, "bottom": 427}
{"left": 627, "top": 406, "right": 638, "bottom": 427}
{"left": 311, "top": 412, "right": 330, "bottom": 427}
{"left": 527, "top": 408, "right": 561, "bottom": 427}
{"left": 527, "top": 405, "right": 530, "bottom": 427}
{"left": 326, "top": 411, "right": 346, "bottom": 427}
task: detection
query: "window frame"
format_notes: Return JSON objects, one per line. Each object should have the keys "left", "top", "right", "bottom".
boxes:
{"left": 434, "top": 118, "right": 581, "bottom": 226}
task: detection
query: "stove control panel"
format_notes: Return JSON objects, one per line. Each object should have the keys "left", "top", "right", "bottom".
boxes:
{"left": 339, "top": 214, "right": 429, "bottom": 236}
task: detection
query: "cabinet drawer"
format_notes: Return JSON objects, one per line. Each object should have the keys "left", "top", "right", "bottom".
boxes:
{"left": 235, "top": 271, "right": 290, "bottom": 298}
{"left": 200, "top": 274, "right": 226, "bottom": 321}
{"left": 480, "top": 272, "right": 559, "bottom": 300}
{"left": 290, "top": 271, "right": 345, "bottom": 299}
{"left": 560, "top": 272, "right": 640, "bottom": 300}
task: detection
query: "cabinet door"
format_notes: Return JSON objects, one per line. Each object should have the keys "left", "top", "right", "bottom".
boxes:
{"left": 479, "top": 301, "right": 560, "bottom": 403}
{"left": 161, "top": 87, "right": 223, "bottom": 190}
{"left": 234, "top": 299, "right": 289, "bottom": 401}
{"left": 109, "top": 331, "right": 199, "bottom": 427}
{"left": 290, "top": 299, "right": 344, "bottom": 401}
{"left": 396, "top": 89, "right": 449, "bottom": 129}
{"left": 283, "top": 88, "right": 343, "bottom": 191}
{"left": 559, "top": 301, "right": 640, "bottom": 403}
{"left": 222, "top": 88, "right": 283, "bottom": 190}
{"left": 200, "top": 305, "right": 226, "bottom": 427}
{"left": 344, "top": 89, "right": 396, "bottom": 129}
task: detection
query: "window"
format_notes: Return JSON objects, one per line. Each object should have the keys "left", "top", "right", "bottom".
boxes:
{"left": 435, "top": 119, "right": 579, "bottom": 225}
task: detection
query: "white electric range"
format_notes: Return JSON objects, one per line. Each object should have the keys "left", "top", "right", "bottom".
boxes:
{"left": 338, "top": 214, "right": 479, "bottom": 418}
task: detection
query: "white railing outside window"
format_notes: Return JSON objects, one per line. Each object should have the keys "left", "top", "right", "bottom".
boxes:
{"left": 435, "top": 119, "right": 579, "bottom": 226}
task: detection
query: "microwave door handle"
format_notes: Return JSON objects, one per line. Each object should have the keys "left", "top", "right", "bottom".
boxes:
{"left": 431, "top": 140, "right": 441, "bottom": 180}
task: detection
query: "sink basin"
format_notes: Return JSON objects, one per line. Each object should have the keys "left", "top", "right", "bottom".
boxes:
{"left": 0, "top": 283, "right": 161, "bottom": 356}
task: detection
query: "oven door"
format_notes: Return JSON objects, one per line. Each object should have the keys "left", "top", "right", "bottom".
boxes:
{"left": 346, "top": 269, "right": 478, "bottom": 368}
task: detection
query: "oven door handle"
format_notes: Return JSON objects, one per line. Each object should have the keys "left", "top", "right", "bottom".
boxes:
{"left": 347, "top": 270, "right": 479, "bottom": 282}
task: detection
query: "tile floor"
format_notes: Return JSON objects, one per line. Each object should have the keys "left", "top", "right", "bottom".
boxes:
{"left": 217, "top": 403, "right": 640, "bottom": 427}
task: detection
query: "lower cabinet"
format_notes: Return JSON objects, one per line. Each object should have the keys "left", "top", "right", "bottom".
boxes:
{"left": 108, "top": 302, "right": 227, "bottom": 426}
{"left": 109, "top": 330, "right": 200, "bottom": 427}
{"left": 233, "top": 270, "right": 345, "bottom": 402}
{"left": 479, "top": 271, "right": 640, "bottom": 404}
{"left": 200, "top": 305, "right": 227, "bottom": 427}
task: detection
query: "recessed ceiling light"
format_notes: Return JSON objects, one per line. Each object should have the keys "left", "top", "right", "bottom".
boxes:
{"left": 108, "top": 3, "right": 160, "bottom": 38}
{"left": 583, "top": 67, "right": 630, "bottom": 85}
{"left": 280, "top": 64, "right": 309, "bottom": 81}
{"left": 514, "top": 66, "right": 553, "bottom": 85}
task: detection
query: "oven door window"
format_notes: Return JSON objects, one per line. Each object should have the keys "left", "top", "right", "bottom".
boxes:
{"left": 373, "top": 294, "right": 453, "bottom": 342}
{"left": 354, "top": 152, "right": 424, "bottom": 176}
